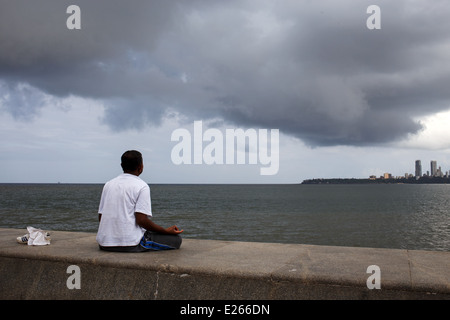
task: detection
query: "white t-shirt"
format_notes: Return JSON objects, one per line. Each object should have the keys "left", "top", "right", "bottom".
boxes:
{"left": 96, "top": 173, "right": 152, "bottom": 247}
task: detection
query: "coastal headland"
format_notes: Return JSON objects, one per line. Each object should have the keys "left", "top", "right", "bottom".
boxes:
{"left": 301, "top": 176, "right": 450, "bottom": 184}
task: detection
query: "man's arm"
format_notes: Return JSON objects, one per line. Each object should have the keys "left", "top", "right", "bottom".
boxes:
{"left": 135, "top": 212, "right": 183, "bottom": 235}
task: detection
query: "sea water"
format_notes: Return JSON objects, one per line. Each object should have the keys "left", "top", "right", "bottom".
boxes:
{"left": 1, "top": 183, "right": 449, "bottom": 251}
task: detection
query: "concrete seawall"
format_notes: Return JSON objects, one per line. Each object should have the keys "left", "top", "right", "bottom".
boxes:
{"left": 0, "top": 228, "right": 449, "bottom": 300}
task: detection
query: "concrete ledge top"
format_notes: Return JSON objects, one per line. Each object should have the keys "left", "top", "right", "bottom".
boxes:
{"left": 1, "top": 228, "right": 449, "bottom": 295}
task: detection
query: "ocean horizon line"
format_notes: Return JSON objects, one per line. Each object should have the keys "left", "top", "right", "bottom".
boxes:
{"left": 0, "top": 182, "right": 303, "bottom": 186}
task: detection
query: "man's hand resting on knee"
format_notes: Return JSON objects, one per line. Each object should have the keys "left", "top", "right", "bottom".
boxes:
{"left": 135, "top": 212, "right": 184, "bottom": 235}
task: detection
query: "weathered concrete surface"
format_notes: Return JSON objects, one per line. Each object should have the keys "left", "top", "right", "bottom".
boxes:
{"left": 0, "top": 228, "right": 448, "bottom": 300}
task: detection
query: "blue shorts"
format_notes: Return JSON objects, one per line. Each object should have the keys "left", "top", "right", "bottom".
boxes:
{"left": 99, "top": 231, "right": 182, "bottom": 253}
{"left": 139, "top": 230, "right": 182, "bottom": 251}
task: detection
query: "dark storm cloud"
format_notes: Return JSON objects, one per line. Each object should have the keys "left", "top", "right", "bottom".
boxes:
{"left": 0, "top": 81, "right": 49, "bottom": 121}
{"left": 1, "top": 0, "right": 450, "bottom": 146}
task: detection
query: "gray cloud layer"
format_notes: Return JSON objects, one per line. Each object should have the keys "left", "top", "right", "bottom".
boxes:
{"left": 1, "top": 0, "right": 450, "bottom": 146}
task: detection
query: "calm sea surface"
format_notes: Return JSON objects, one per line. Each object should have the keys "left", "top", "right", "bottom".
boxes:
{"left": 1, "top": 183, "right": 449, "bottom": 251}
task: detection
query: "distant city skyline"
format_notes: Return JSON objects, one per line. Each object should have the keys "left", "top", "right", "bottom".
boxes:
{"left": 372, "top": 159, "right": 450, "bottom": 180}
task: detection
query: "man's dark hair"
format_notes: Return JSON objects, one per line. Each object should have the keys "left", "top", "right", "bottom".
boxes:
{"left": 121, "top": 150, "right": 143, "bottom": 172}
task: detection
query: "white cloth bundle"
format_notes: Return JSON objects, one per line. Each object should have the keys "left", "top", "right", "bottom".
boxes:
{"left": 27, "top": 226, "right": 51, "bottom": 245}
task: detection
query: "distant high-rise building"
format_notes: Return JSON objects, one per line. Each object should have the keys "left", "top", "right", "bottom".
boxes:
{"left": 415, "top": 160, "right": 422, "bottom": 177}
{"left": 431, "top": 160, "right": 437, "bottom": 177}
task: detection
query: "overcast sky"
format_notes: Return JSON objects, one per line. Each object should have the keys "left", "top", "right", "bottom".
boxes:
{"left": 1, "top": 0, "right": 450, "bottom": 184}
